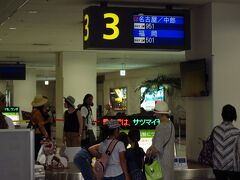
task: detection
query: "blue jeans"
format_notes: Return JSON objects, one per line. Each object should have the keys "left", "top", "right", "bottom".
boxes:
{"left": 74, "top": 148, "right": 95, "bottom": 180}
{"left": 103, "top": 173, "right": 125, "bottom": 180}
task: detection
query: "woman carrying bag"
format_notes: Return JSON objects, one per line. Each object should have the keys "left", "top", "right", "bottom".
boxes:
{"left": 212, "top": 104, "right": 240, "bottom": 180}
{"left": 146, "top": 101, "right": 175, "bottom": 180}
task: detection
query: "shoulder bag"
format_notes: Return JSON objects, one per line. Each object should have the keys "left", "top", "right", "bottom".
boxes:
{"left": 145, "top": 123, "right": 173, "bottom": 180}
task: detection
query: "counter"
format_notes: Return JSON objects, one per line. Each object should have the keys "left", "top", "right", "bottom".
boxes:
{"left": 45, "top": 161, "right": 215, "bottom": 180}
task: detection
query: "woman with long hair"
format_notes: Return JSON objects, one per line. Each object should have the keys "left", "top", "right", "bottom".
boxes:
{"left": 80, "top": 93, "right": 96, "bottom": 147}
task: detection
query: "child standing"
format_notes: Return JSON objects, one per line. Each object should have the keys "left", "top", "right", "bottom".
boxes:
{"left": 126, "top": 128, "right": 146, "bottom": 180}
{"left": 99, "top": 119, "right": 130, "bottom": 180}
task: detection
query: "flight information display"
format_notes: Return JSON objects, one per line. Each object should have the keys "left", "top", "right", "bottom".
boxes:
{"left": 83, "top": 6, "right": 190, "bottom": 50}
{"left": 133, "top": 15, "right": 185, "bottom": 47}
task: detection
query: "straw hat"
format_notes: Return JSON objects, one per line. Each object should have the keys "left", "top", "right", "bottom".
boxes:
{"left": 31, "top": 96, "right": 48, "bottom": 107}
{"left": 154, "top": 101, "right": 171, "bottom": 114}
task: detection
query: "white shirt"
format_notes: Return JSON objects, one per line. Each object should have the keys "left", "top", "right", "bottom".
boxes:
{"left": 5, "top": 116, "right": 15, "bottom": 129}
{"left": 80, "top": 106, "right": 93, "bottom": 130}
{"left": 99, "top": 139, "right": 125, "bottom": 177}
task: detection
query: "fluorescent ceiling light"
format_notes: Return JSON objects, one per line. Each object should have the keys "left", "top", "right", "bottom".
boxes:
{"left": 28, "top": 10, "right": 38, "bottom": 14}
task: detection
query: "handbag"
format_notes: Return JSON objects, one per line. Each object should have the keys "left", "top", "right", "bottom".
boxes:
{"left": 198, "top": 127, "right": 216, "bottom": 167}
{"left": 144, "top": 123, "right": 173, "bottom": 180}
{"left": 145, "top": 157, "right": 162, "bottom": 180}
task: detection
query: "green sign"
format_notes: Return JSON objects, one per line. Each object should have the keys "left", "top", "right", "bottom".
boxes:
{"left": 1, "top": 107, "right": 19, "bottom": 112}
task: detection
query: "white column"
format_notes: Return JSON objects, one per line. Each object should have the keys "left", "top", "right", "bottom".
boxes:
{"left": 55, "top": 51, "right": 97, "bottom": 144}
{"left": 13, "top": 69, "right": 37, "bottom": 114}
{"left": 185, "top": 3, "right": 213, "bottom": 160}
{"left": 212, "top": 2, "right": 240, "bottom": 128}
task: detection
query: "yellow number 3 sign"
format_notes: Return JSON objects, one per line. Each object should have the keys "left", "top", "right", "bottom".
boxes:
{"left": 103, "top": 13, "right": 120, "bottom": 40}
{"left": 84, "top": 12, "right": 119, "bottom": 42}
{"left": 84, "top": 14, "right": 89, "bottom": 41}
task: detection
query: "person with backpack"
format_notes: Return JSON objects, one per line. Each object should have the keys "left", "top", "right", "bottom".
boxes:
{"left": 79, "top": 94, "right": 96, "bottom": 147}
{"left": 212, "top": 104, "right": 240, "bottom": 180}
{"left": 63, "top": 95, "right": 83, "bottom": 147}
{"left": 73, "top": 125, "right": 109, "bottom": 180}
{"left": 126, "top": 128, "right": 146, "bottom": 180}
{"left": 74, "top": 125, "right": 129, "bottom": 180}
{"left": 98, "top": 119, "right": 130, "bottom": 180}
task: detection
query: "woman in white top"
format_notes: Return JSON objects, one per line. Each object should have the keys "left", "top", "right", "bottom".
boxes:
{"left": 99, "top": 119, "right": 130, "bottom": 180}
{"left": 146, "top": 101, "right": 175, "bottom": 180}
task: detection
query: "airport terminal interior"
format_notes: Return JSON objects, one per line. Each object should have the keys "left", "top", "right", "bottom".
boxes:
{"left": 1, "top": 0, "right": 240, "bottom": 179}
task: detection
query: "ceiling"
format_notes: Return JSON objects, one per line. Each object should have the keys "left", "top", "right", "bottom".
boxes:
{"left": 0, "top": 0, "right": 239, "bottom": 77}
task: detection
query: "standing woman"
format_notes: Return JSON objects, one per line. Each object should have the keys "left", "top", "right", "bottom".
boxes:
{"left": 31, "top": 96, "right": 49, "bottom": 160}
{"left": 212, "top": 104, "right": 240, "bottom": 180}
{"left": 146, "top": 101, "right": 175, "bottom": 180}
{"left": 80, "top": 94, "right": 96, "bottom": 146}
{"left": 63, "top": 96, "right": 83, "bottom": 147}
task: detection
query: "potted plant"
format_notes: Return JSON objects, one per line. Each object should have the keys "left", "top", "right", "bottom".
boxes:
{"left": 135, "top": 75, "right": 181, "bottom": 104}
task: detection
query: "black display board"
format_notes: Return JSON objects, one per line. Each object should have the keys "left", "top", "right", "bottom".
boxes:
{"left": 83, "top": 6, "right": 190, "bottom": 50}
{"left": 0, "top": 64, "right": 26, "bottom": 80}
{"left": 98, "top": 115, "right": 160, "bottom": 130}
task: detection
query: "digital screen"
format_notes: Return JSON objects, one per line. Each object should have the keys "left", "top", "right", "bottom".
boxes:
{"left": 110, "top": 87, "right": 127, "bottom": 111}
{"left": 140, "top": 87, "right": 165, "bottom": 111}
{"left": 174, "top": 157, "right": 188, "bottom": 169}
{"left": 0, "top": 64, "right": 26, "bottom": 80}
{"left": 99, "top": 115, "right": 160, "bottom": 152}
{"left": 121, "top": 129, "right": 154, "bottom": 152}
{"left": 100, "top": 115, "right": 160, "bottom": 130}
{"left": 180, "top": 59, "right": 208, "bottom": 97}
{"left": 83, "top": 6, "right": 190, "bottom": 50}
{"left": 133, "top": 15, "right": 185, "bottom": 48}
{"left": 1, "top": 107, "right": 20, "bottom": 125}
{"left": 179, "top": 158, "right": 186, "bottom": 163}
